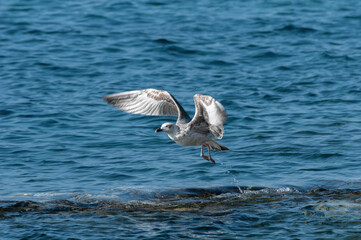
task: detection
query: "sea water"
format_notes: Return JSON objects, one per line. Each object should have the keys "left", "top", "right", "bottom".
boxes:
{"left": 1, "top": 0, "right": 361, "bottom": 239}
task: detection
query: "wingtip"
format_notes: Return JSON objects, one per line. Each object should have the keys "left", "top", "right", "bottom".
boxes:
{"left": 103, "top": 95, "right": 111, "bottom": 104}
{"left": 103, "top": 94, "right": 118, "bottom": 105}
{"left": 221, "top": 145, "right": 229, "bottom": 151}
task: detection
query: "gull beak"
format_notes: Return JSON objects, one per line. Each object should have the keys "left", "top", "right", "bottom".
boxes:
{"left": 155, "top": 128, "right": 162, "bottom": 133}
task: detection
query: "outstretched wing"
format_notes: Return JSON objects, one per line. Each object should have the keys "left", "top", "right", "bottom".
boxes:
{"left": 189, "top": 94, "right": 226, "bottom": 139}
{"left": 104, "top": 89, "right": 191, "bottom": 123}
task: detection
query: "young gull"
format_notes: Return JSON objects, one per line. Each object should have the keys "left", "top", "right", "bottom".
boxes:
{"left": 104, "top": 89, "right": 229, "bottom": 163}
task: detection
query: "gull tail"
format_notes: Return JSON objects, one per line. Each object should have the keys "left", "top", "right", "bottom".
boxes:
{"left": 206, "top": 139, "right": 229, "bottom": 151}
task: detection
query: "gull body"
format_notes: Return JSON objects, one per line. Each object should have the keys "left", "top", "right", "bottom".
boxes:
{"left": 104, "top": 89, "right": 229, "bottom": 163}
{"left": 157, "top": 123, "right": 209, "bottom": 146}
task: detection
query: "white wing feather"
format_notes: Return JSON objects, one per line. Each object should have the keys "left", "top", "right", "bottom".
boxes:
{"left": 189, "top": 94, "right": 226, "bottom": 139}
{"left": 104, "top": 89, "right": 191, "bottom": 123}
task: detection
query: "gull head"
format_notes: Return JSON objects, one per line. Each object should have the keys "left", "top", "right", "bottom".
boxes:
{"left": 155, "top": 122, "right": 179, "bottom": 135}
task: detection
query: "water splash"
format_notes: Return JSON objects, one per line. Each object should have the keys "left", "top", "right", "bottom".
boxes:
{"left": 220, "top": 161, "right": 245, "bottom": 194}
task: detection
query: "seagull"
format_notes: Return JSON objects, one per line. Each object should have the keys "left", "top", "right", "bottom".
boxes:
{"left": 104, "top": 89, "right": 229, "bottom": 163}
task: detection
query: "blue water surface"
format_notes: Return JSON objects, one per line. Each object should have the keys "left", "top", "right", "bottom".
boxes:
{"left": 1, "top": 0, "right": 361, "bottom": 239}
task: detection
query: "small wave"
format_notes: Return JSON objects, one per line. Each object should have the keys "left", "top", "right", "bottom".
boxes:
{"left": 293, "top": 130, "right": 331, "bottom": 135}
{"left": 145, "top": 1, "right": 168, "bottom": 6}
{"left": 321, "top": 51, "right": 354, "bottom": 61}
{"left": 320, "top": 153, "right": 344, "bottom": 159}
{"left": 203, "top": 60, "right": 236, "bottom": 66}
{"left": 153, "top": 38, "right": 176, "bottom": 44}
{"left": 101, "top": 47, "right": 123, "bottom": 53}
{"left": 0, "top": 109, "right": 13, "bottom": 116}
{"left": 165, "top": 45, "right": 201, "bottom": 55}
{"left": 105, "top": 1, "right": 134, "bottom": 9}
{"left": 277, "top": 24, "right": 317, "bottom": 33}
{"left": 262, "top": 94, "right": 282, "bottom": 100}
{"left": 310, "top": 98, "right": 360, "bottom": 104}
{"left": 344, "top": 15, "right": 361, "bottom": 20}
{"left": 273, "top": 85, "right": 300, "bottom": 93}
{"left": 84, "top": 14, "right": 110, "bottom": 21}
{"left": 242, "top": 116, "right": 264, "bottom": 122}
{"left": 276, "top": 65, "right": 293, "bottom": 71}
{"left": 251, "top": 51, "right": 291, "bottom": 59}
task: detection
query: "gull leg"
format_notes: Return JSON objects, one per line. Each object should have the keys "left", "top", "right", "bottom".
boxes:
{"left": 200, "top": 145, "right": 216, "bottom": 164}
{"left": 201, "top": 145, "right": 209, "bottom": 160}
{"left": 207, "top": 146, "right": 216, "bottom": 164}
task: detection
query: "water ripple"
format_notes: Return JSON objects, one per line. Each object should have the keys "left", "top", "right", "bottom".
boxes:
{"left": 1, "top": 0, "right": 361, "bottom": 238}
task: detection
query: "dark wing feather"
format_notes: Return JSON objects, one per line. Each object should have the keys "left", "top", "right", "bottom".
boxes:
{"left": 104, "top": 89, "right": 191, "bottom": 123}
